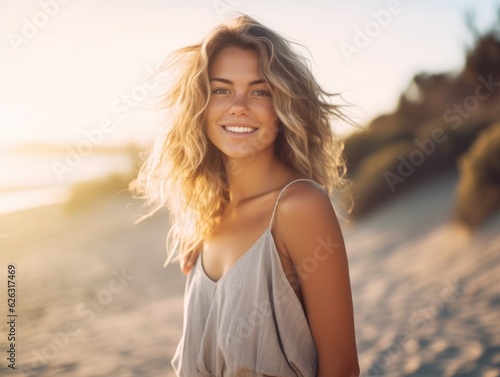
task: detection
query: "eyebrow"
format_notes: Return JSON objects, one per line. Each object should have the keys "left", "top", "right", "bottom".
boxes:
{"left": 209, "top": 77, "right": 267, "bottom": 86}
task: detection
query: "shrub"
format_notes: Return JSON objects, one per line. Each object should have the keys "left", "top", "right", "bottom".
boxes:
{"left": 343, "top": 126, "right": 412, "bottom": 177}
{"left": 349, "top": 141, "right": 422, "bottom": 218}
{"left": 453, "top": 122, "right": 500, "bottom": 229}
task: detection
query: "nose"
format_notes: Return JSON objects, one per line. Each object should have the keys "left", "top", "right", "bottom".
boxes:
{"left": 229, "top": 94, "right": 249, "bottom": 116}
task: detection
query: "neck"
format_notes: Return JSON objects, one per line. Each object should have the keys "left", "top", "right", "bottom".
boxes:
{"left": 223, "top": 149, "right": 285, "bottom": 206}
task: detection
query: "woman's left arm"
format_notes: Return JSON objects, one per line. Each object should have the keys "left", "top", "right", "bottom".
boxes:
{"left": 277, "top": 182, "right": 360, "bottom": 377}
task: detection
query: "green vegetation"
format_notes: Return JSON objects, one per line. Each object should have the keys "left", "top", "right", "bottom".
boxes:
{"left": 453, "top": 123, "right": 500, "bottom": 229}
{"left": 64, "top": 145, "right": 142, "bottom": 212}
{"left": 342, "top": 13, "right": 500, "bottom": 229}
{"left": 64, "top": 173, "right": 135, "bottom": 212}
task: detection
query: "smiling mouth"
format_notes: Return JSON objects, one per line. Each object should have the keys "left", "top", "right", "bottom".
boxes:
{"left": 222, "top": 125, "right": 258, "bottom": 133}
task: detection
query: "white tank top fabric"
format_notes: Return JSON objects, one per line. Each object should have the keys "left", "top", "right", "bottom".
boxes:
{"left": 171, "top": 179, "right": 319, "bottom": 377}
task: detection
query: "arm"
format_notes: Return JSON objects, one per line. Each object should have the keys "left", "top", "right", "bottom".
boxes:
{"left": 276, "top": 182, "right": 360, "bottom": 377}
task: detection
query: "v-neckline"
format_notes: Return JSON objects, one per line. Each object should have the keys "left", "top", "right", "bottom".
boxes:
{"left": 199, "top": 228, "right": 271, "bottom": 285}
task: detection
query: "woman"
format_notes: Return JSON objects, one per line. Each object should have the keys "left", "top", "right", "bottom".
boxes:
{"left": 133, "top": 14, "right": 360, "bottom": 377}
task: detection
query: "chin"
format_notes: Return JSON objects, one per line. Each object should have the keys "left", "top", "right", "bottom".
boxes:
{"left": 222, "top": 150, "right": 255, "bottom": 161}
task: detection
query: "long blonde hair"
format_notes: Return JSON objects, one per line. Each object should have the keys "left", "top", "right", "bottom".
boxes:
{"left": 131, "top": 14, "right": 352, "bottom": 267}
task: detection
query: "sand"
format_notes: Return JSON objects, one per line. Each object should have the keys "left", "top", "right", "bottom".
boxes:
{"left": 343, "top": 172, "right": 500, "bottom": 377}
{"left": 0, "top": 196, "right": 184, "bottom": 377}
{"left": 0, "top": 171, "right": 499, "bottom": 376}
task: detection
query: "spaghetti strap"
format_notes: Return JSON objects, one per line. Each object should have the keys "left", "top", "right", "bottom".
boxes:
{"left": 268, "top": 178, "right": 319, "bottom": 229}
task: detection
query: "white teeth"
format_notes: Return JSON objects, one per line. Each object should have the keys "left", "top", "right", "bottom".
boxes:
{"left": 224, "top": 126, "right": 257, "bottom": 133}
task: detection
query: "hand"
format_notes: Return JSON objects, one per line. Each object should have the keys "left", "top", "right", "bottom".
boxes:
{"left": 180, "top": 249, "right": 200, "bottom": 275}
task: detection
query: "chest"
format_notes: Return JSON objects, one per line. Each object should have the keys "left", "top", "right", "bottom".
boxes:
{"left": 202, "top": 210, "right": 304, "bottom": 307}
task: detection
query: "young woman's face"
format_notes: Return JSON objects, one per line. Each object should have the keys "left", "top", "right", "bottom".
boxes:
{"left": 205, "top": 46, "right": 280, "bottom": 161}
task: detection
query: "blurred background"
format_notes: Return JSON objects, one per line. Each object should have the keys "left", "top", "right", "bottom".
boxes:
{"left": 1, "top": 0, "right": 499, "bottom": 376}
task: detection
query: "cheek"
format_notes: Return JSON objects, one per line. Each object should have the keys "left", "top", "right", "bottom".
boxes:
{"left": 206, "top": 99, "right": 226, "bottom": 122}
{"left": 256, "top": 102, "right": 278, "bottom": 121}
{"left": 206, "top": 99, "right": 215, "bottom": 118}
{"left": 265, "top": 105, "right": 280, "bottom": 128}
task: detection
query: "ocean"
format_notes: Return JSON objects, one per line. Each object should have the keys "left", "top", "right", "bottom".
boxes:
{"left": 0, "top": 152, "right": 136, "bottom": 214}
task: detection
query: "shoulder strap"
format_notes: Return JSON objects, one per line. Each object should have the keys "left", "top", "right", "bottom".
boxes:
{"left": 268, "top": 178, "right": 318, "bottom": 230}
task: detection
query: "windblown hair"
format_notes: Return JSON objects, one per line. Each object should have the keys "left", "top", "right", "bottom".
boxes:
{"left": 131, "top": 14, "right": 353, "bottom": 267}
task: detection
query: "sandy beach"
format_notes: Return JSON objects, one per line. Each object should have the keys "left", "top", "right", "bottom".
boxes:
{"left": 0, "top": 195, "right": 185, "bottom": 377}
{"left": 343, "top": 172, "right": 500, "bottom": 377}
{"left": 0, "top": 171, "right": 499, "bottom": 376}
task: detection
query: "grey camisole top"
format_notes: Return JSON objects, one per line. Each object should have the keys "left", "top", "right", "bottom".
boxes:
{"left": 171, "top": 179, "right": 319, "bottom": 377}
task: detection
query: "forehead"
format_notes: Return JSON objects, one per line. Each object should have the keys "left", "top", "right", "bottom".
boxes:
{"left": 209, "top": 46, "right": 261, "bottom": 78}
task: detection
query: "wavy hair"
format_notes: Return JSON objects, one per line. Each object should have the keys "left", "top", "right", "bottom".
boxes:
{"left": 131, "top": 14, "right": 353, "bottom": 267}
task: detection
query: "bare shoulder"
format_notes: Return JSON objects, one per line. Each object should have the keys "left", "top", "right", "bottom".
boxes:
{"left": 274, "top": 180, "right": 344, "bottom": 260}
{"left": 277, "top": 180, "right": 339, "bottom": 226}
{"left": 279, "top": 180, "right": 331, "bottom": 209}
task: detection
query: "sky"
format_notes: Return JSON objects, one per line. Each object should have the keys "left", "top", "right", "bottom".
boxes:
{"left": 1, "top": 0, "right": 500, "bottom": 148}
